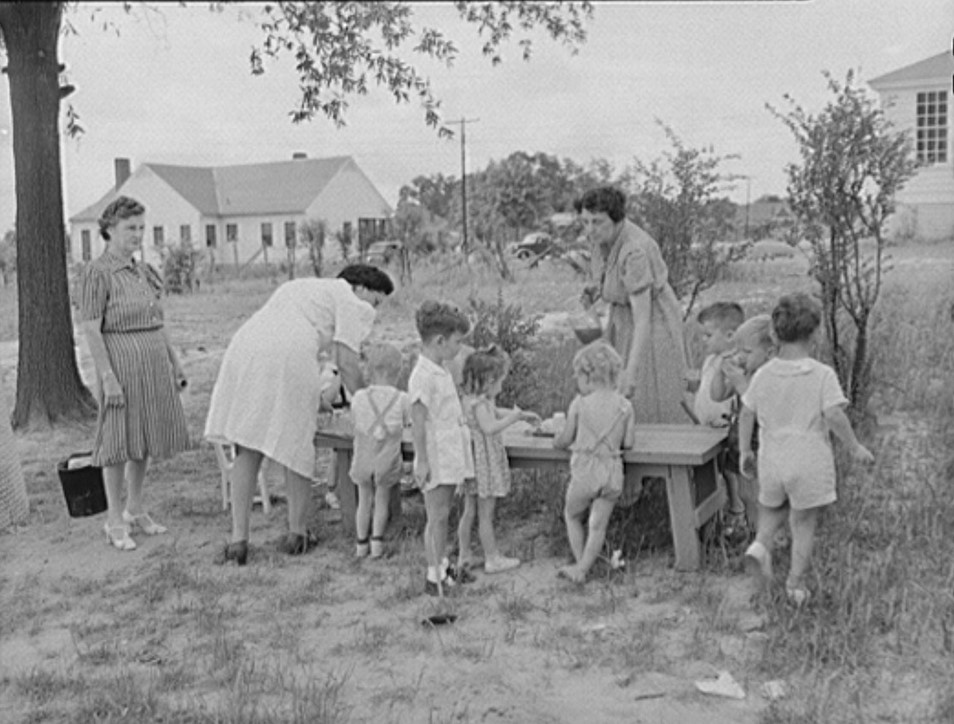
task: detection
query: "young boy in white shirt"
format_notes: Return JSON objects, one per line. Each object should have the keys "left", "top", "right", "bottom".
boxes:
{"left": 693, "top": 302, "right": 746, "bottom": 532}
{"left": 407, "top": 301, "right": 473, "bottom": 596}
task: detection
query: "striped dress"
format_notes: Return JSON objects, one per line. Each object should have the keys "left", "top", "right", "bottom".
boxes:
{"left": 79, "top": 252, "right": 190, "bottom": 467}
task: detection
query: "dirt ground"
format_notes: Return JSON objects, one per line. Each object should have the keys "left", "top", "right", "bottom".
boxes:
{"left": 2, "top": 243, "right": 952, "bottom": 722}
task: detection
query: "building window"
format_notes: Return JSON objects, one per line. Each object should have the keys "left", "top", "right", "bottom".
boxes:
{"left": 81, "top": 229, "right": 91, "bottom": 262}
{"left": 152, "top": 226, "right": 164, "bottom": 247}
{"left": 284, "top": 221, "right": 297, "bottom": 247}
{"left": 226, "top": 223, "right": 238, "bottom": 242}
{"left": 180, "top": 224, "right": 192, "bottom": 244}
{"left": 917, "top": 90, "right": 948, "bottom": 164}
{"left": 261, "top": 222, "right": 273, "bottom": 247}
{"left": 206, "top": 224, "right": 217, "bottom": 248}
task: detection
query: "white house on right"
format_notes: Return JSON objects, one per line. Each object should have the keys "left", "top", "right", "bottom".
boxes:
{"left": 869, "top": 51, "right": 954, "bottom": 242}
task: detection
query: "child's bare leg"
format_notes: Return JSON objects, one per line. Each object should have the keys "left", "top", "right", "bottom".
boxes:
{"left": 562, "top": 486, "right": 589, "bottom": 565}
{"left": 570, "top": 497, "right": 615, "bottom": 581}
{"left": 371, "top": 482, "right": 391, "bottom": 539}
{"left": 424, "top": 486, "right": 453, "bottom": 581}
{"left": 477, "top": 496, "right": 499, "bottom": 560}
{"left": 724, "top": 471, "right": 745, "bottom": 515}
{"left": 457, "top": 493, "right": 477, "bottom": 565}
{"left": 754, "top": 503, "right": 787, "bottom": 550}
{"left": 738, "top": 473, "right": 759, "bottom": 530}
{"left": 787, "top": 506, "right": 821, "bottom": 590}
{"left": 355, "top": 481, "right": 373, "bottom": 542}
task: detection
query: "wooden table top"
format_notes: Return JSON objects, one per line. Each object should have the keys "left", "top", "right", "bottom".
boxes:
{"left": 316, "top": 424, "right": 726, "bottom": 467}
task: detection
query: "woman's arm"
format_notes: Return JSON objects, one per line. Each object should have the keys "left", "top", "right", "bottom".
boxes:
{"left": 80, "top": 318, "right": 123, "bottom": 404}
{"left": 160, "top": 328, "right": 187, "bottom": 389}
{"left": 333, "top": 341, "right": 365, "bottom": 396}
{"left": 621, "top": 290, "right": 652, "bottom": 396}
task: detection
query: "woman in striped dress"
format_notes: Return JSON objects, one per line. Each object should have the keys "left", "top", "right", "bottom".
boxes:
{"left": 80, "top": 196, "right": 190, "bottom": 551}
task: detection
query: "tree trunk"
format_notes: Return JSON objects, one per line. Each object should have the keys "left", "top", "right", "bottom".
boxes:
{"left": 0, "top": 2, "right": 97, "bottom": 428}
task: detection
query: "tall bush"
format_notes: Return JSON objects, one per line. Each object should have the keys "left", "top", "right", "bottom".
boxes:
{"left": 626, "top": 122, "right": 744, "bottom": 319}
{"left": 770, "top": 70, "right": 917, "bottom": 415}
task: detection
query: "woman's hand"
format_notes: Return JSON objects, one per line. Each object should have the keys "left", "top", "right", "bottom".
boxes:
{"left": 414, "top": 459, "right": 430, "bottom": 489}
{"left": 174, "top": 365, "right": 188, "bottom": 391}
{"left": 102, "top": 372, "right": 125, "bottom": 407}
{"left": 852, "top": 443, "right": 875, "bottom": 465}
{"left": 618, "top": 371, "right": 636, "bottom": 399}
{"left": 740, "top": 451, "right": 757, "bottom": 479}
{"left": 580, "top": 284, "right": 600, "bottom": 310}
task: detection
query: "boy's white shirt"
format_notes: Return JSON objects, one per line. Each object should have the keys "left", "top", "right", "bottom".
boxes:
{"left": 694, "top": 353, "right": 734, "bottom": 427}
{"left": 407, "top": 354, "right": 474, "bottom": 484}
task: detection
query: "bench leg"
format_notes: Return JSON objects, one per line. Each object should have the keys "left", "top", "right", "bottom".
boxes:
{"left": 666, "top": 465, "right": 702, "bottom": 572}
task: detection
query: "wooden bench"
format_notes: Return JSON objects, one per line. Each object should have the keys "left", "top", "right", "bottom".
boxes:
{"left": 315, "top": 424, "right": 727, "bottom": 572}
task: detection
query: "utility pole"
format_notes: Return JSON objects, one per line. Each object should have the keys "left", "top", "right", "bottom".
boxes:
{"left": 744, "top": 176, "right": 752, "bottom": 240}
{"left": 447, "top": 117, "right": 479, "bottom": 256}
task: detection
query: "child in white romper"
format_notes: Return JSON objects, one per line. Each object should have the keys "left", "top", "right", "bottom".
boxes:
{"left": 553, "top": 341, "right": 636, "bottom": 584}
{"left": 740, "top": 293, "right": 873, "bottom": 605}
{"left": 349, "top": 343, "right": 410, "bottom": 559}
{"left": 408, "top": 301, "right": 473, "bottom": 596}
{"left": 457, "top": 346, "right": 540, "bottom": 575}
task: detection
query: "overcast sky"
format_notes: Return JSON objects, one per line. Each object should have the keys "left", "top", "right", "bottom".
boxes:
{"left": 0, "top": 1, "right": 951, "bottom": 234}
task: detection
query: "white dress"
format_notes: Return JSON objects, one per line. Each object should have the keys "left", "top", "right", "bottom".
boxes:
{"left": 204, "top": 278, "right": 375, "bottom": 478}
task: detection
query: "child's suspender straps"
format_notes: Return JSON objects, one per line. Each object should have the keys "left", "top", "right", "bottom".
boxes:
{"left": 366, "top": 390, "right": 401, "bottom": 437}
{"left": 578, "top": 404, "right": 627, "bottom": 455}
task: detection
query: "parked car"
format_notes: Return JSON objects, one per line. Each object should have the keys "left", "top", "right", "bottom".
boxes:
{"left": 365, "top": 240, "right": 403, "bottom": 265}
{"left": 507, "top": 232, "right": 556, "bottom": 260}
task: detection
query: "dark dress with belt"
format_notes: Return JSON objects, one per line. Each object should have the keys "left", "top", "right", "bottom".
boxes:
{"left": 80, "top": 252, "right": 190, "bottom": 467}
{"left": 593, "top": 220, "right": 689, "bottom": 424}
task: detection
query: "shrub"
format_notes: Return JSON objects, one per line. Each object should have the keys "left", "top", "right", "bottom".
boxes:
{"left": 162, "top": 244, "right": 203, "bottom": 294}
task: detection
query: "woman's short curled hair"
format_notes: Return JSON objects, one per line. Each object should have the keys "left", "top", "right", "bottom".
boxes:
{"left": 572, "top": 340, "right": 623, "bottom": 388}
{"left": 98, "top": 196, "right": 145, "bottom": 240}
{"left": 772, "top": 293, "right": 822, "bottom": 343}
{"left": 337, "top": 264, "right": 394, "bottom": 295}
{"left": 578, "top": 187, "right": 627, "bottom": 223}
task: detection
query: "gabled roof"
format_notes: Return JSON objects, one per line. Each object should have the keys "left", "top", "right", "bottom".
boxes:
{"left": 869, "top": 51, "right": 954, "bottom": 90}
{"left": 70, "top": 156, "right": 368, "bottom": 222}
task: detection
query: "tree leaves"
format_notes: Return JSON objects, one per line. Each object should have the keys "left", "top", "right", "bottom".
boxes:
{"left": 249, "top": 1, "right": 591, "bottom": 133}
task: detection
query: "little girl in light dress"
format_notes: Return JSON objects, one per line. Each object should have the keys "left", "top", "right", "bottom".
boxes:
{"left": 457, "top": 346, "right": 540, "bottom": 574}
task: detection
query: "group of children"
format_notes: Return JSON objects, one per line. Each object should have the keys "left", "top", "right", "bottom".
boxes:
{"left": 344, "top": 291, "right": 872, "bottom": 603}
{"left": 691, "top": 293, "right": 873, "bottom": 604}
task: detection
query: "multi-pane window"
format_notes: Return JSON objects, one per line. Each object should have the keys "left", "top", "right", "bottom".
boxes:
{"left": 284, "top": 221, "right": 296, "bottom": 247}
{"left": 206, "top": 224, "right": 217, "bottom": 248}
{"left": 916, "top": 91, "right": 948, "bottom": 164}
{"left": 180, "top": 224, "right": 192, "bottom": 244}
{"left": 226, "top": 223, "right": 238, "bottom": 242}
{"left": 261, "top": 222, "right": 273, "bottom": 247}
{"left": 153, "top": 226, "right": 164, "bottom": 246}
{"left": 81, "top": 229, "right": 91, "bottom": 262}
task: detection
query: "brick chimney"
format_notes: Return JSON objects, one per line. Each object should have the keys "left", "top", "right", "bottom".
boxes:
{"left": 292, "top": 152, "right": 307, "bottom": 160}
{"left": 114, "top": 158, "right": 131, "bottom": 189}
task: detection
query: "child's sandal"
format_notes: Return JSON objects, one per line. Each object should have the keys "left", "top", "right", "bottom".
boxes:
{"left": 356, "top": 538, "right": 370, "bottom": 558}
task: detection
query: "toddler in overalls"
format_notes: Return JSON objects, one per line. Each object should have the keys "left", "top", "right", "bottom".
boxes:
{"left": 553, "top": 341, "right": 636, "bottom": 583}
{"left": 349, "top": 343, "right": 410, "bottom": 558}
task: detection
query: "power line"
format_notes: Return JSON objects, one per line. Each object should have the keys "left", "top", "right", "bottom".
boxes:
{"left": 445, "top": 117, "right": 479, "bottom": 255}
